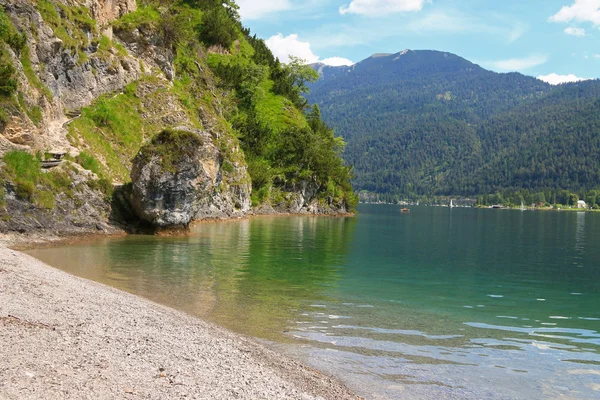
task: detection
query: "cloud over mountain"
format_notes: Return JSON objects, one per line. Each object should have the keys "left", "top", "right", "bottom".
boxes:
{"left": 265, "top": 34, "right": 354, "bottom": 65}
{"left": 340, "top": 0, "right": 427, "bottom": 16}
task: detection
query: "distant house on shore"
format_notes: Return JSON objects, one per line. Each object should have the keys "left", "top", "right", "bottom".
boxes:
{"left": 577, "top": 200, "right": 587, "bottom": 209}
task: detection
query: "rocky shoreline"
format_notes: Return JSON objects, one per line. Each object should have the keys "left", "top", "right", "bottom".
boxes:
{"left": 0, "top": 207, "right": 355, "bottom": 249}
{"left": 0, "top": 244, "right": 359, "bottom": 399}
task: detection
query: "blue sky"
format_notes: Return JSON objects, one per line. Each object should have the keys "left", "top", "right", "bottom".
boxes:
{"left": 236, "top": 0, "right": 600, "bottom": 84}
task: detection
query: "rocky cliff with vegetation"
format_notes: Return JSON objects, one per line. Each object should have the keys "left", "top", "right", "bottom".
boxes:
{"left": 0, "top": 0, "right": 356, "bottom": 235}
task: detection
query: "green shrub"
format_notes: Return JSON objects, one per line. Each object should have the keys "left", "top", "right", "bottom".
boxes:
{"left": 28, "top": 106, "right": 43, "bottom": 126}
{"left": 3, "top": 151, "right": 40, "bottom": 182}
{"left": 1, "top": 151, "right": 74, "bottom": 209}
{"left": 250, "top": 185, "right": 270, "bottom": 207}
{"left": 221, "top": 160, "right": 234, "bottom": 173}
{"left": 88, "top": 98, "right": 112, "bottom": 127}
{"left": 0, "top": 6, "right": 26, "bottom": 53}
{"left": 77, "top": 151, "right": 101, "bottom": 175}
{"left": 15, "top": 180, "right": 34, "bottom": 201}
{"left": 199, "top": 7, "right": 237, "bottom": 48}
{"left": 113, "top": 6, "right": 161, "bottom": 31}
{"left": 68, "top": 82, "right": 143, "bottom": 181}
{"left": 140, "top": 129, "right": 203, "bottom": 173}
{"left": 36, "top": 0, "right": 95, "bottom": 51}
{"left": 35, "top": 190, "right": 54, "bottom": 209}
{"left": 0, "top": 60, "right": 17, "bottom": 96}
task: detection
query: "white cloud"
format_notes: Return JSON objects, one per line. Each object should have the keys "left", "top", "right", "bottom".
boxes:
{"left": 266, "top": 34, "right": 319, "bottom": 63}
{"left": 564, "top": 27, "right": 586, "bottom": 36}
{"left": 340, "top": 0, "right": 427, "bottom": 16}
{"left": 320, "top": 57, "right": 355, "bottom": 66}
{"left": 265, "top": 34, "right": 354, "bottom": 66}
{"left": 237, "top": 0, "right": 292, "bottom": 20}
{"left": 594, "top": 54, "right": 600, "bottom": 58}
{"left": 537, "top": 73, "right": 590, "bottom": 85}
{"left": 549, "top": 0, "right": 600, "bottom": 26}
{"left": 486, "top": 54, "right": 549, "bottom": 71}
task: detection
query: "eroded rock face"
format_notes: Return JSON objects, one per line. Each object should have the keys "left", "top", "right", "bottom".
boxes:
{"left": 0, "top": 0, "right": 142, "bottom": 155}
{"left": 88, "top": 0, "right": 137, "bottom": 27}
{"left": 130, "top": 128, "right": 251, "bottom": 228}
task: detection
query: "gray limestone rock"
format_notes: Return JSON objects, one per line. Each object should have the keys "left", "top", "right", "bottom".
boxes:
{"left": 130, "top": 128, "right": 251, "bottom": 228}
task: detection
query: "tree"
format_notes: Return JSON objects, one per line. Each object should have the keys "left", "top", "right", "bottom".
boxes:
{"left": 535, "top": 192, "right": 546, "bottom": 204}
{"left": 199, "top": 7, "right": 237, "bottom": 48}
{"left": 585, "top": 190, "right": 599, "bottom": 207}
{"left": 568, "top": 193, "right": 579, "bottom": 206}
{"left": 272, "top": 56, "right": 318, "bottom": 109}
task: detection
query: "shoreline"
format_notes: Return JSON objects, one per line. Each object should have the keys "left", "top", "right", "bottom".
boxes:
{"left": 0, "top": 245, "right": 359, "bottom": 399}
{"left": 2, "top": 210, "right": 356, "bottom": 251}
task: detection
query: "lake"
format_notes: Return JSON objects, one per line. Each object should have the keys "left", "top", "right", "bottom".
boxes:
{"left": 26, "top": 205, "right": 600, "bottom": 399}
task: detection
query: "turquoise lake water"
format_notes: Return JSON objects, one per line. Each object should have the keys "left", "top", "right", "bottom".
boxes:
{"left": 27, "top": 205, "right": 600, "bottom": 399}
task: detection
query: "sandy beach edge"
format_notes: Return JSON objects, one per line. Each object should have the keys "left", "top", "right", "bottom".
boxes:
{"left": 0, "top": 245, "right": 360, "bottom": 399}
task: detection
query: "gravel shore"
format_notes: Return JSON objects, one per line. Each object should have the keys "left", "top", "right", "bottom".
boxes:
{"left": 0, "top": 245, "right": 359, "bottom": 399}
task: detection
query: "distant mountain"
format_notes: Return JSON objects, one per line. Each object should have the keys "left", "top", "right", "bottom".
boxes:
{"left": 307, "top": 50, "right": 600, "bottom": 199}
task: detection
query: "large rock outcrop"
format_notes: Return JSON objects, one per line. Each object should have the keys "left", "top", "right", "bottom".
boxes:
{"left": 130, "top": 128, "right": 251, "bottom": 228}
{"left": 0, "top": 0, "right": 142, "bottom": 155}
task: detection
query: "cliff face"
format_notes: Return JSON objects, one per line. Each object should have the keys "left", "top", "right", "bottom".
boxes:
{"left": 0, "top": 0, "right": 141, "bottom": 155}
{"left": 89, "top": 0, "right": 136, "bottom": 27}
{"left": 0, "top": 0, "right": 351, "bottom": 236}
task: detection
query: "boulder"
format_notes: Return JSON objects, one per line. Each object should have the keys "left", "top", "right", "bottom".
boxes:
{"left": 130, "top": 128, "right": 251, "bottom": 228}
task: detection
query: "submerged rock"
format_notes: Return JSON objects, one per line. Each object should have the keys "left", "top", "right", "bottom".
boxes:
{"left": 130, "top": 128, "right": 251, "bottom": 228}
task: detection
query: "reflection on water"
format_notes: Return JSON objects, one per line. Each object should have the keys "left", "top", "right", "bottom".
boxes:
{"left": 26, "top": 206, "right": 600, "bottom": 399}
{"left": 28, "top": 216, "right": 357, "bottom": 341}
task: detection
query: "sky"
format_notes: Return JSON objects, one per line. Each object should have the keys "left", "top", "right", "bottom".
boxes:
{"left": 236, "top": 0, "right": 600, "bottom": 85}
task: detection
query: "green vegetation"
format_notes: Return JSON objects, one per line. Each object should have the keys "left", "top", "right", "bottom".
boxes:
{"left": 199, "top": 5, "right": 237, "bottom": 48}
{"left": 18, "top": 93, "right": 42, "bottom": 126}
{"left": 96, "top": 35, "right": 127, "bottom": 59}
{"left": 35, "top": 0, "right": 96, "bottom": 52}
{"left": 0, "top": 6, "right": 31, "bottom": 129}
{"left": 308, "top": 50, "right": 600, "bottom": 202}
{"left": 474, "top": 188, "right": 600, "bottom": 209}
{"left": 0, "top": 6, "right": 26, "bottom": 54}
{"left": 109, "top": 0, "right": 355, "bottom": 210}
{"left": 1, "top": 151, "right": 73, "bottom": 209}
{"left": 76, "top": 151, "right": 101, "bottom": 176}
{"left": 19, "top": 46, "right": 53, "bottom": 99}
{"left": 68, "top": 81, "right": 144, "bottom": 181}
{"left": 112, "top": 5, "right": 161, "bottom": 32}
{"left": 0, "top": 0, "right": 355, "bottom": 213}
{"left": 138, "top": 129, "right": 204, "bottom": 173}
{"left": 0, "top": 7, "right": 22, "bottom": 98}
{"left": 190, "top": 1, "right": 354, "bottom": 209}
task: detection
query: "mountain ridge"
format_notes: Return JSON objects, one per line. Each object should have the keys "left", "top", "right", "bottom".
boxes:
{"left": 307, "top": 49, "right": 600, "bottom": 204}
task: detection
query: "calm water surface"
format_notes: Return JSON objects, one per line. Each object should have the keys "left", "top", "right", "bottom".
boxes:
{"left": 27, "top": 205, "right": 600, "bottom": 399}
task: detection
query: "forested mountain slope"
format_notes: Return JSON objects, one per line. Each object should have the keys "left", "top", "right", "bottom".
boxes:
{"left": 308, "top": 50, "right": 600, "bottom": 201}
